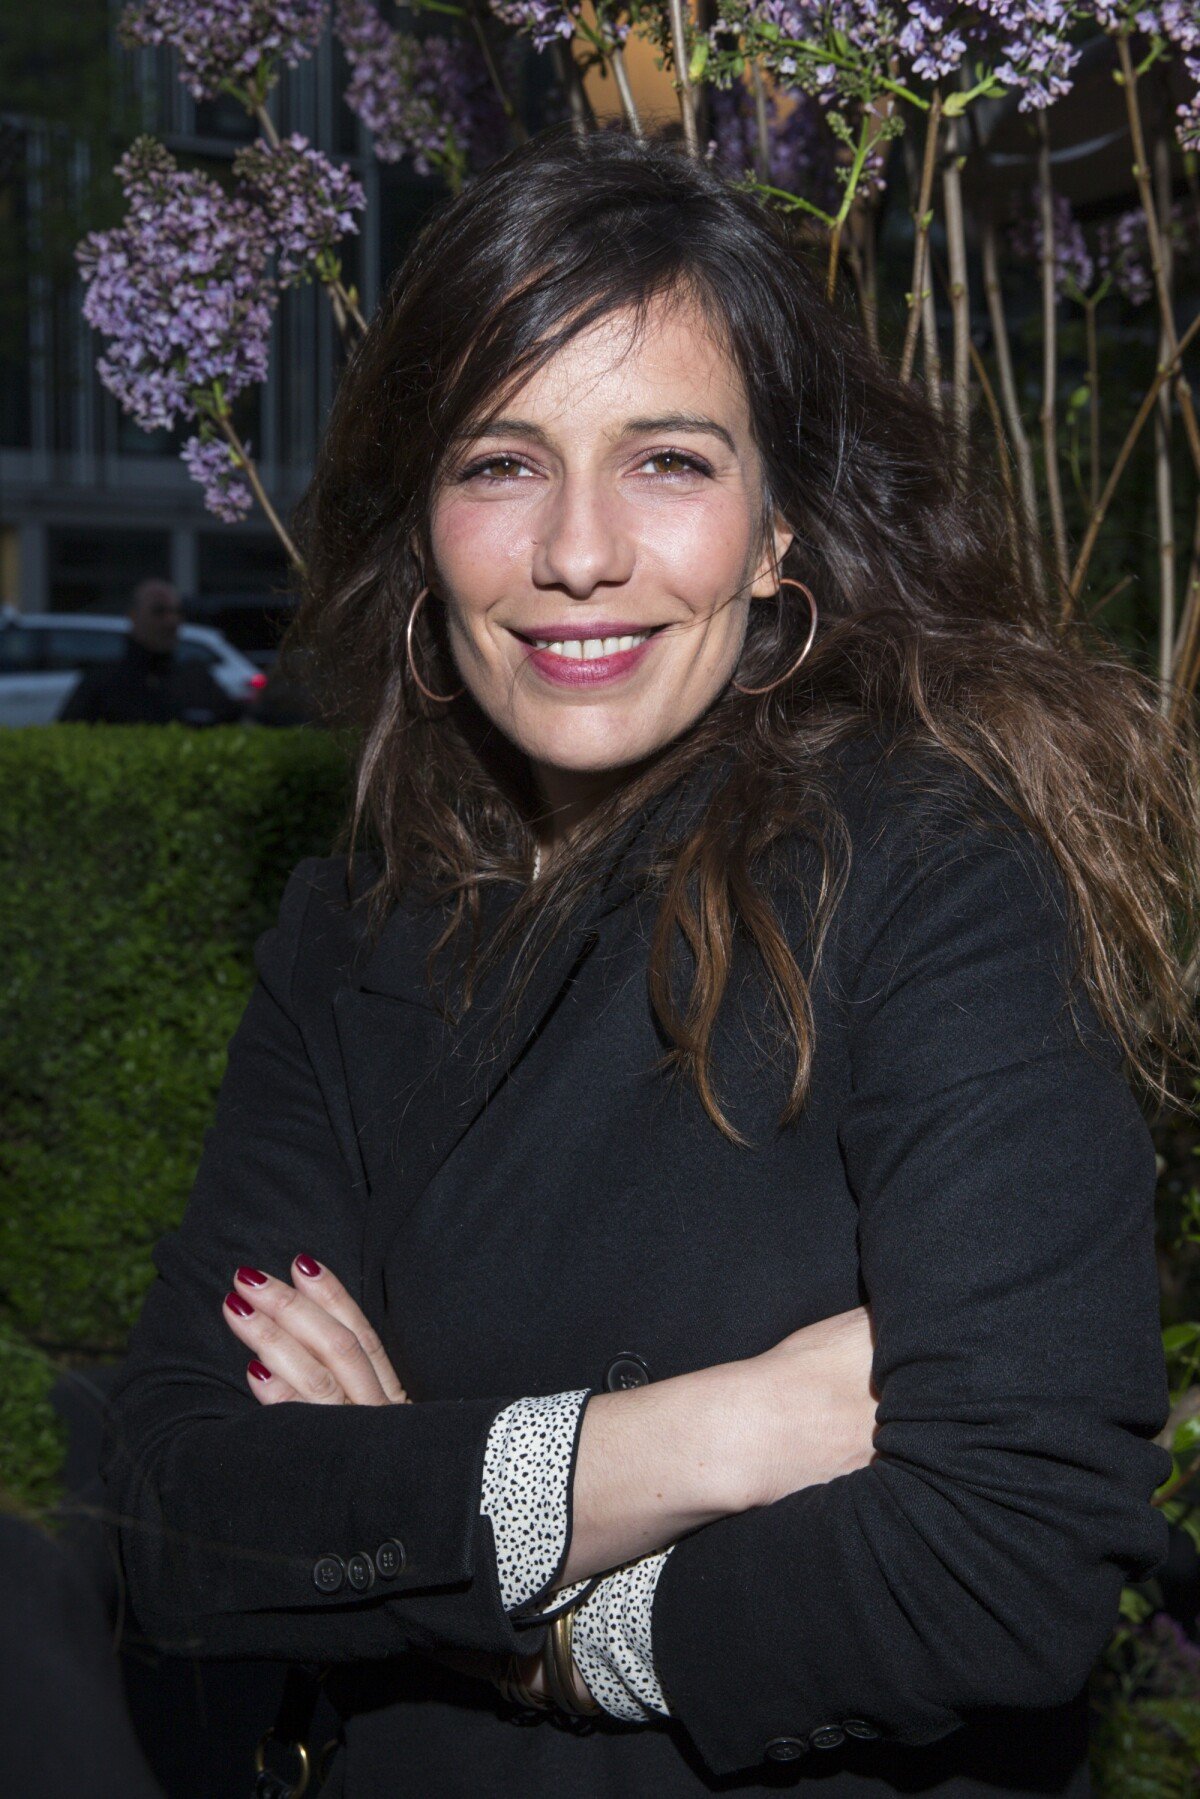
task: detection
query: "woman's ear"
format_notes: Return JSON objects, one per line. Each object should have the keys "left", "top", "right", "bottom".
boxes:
{"left": 750, "top": 514, "right": 797, "bottom": 597}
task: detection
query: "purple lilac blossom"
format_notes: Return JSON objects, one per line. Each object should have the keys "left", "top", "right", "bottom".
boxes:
{"left": 1008, "top": 185, "right": 1096, "bottom": 296}
{"left": 707, "top": 80, "right": 840, "bottom": 209}
{"left": 120, "top": 0, "right": 328, "bottom": 103}
{"left": 76, "top": 138, "right": 275, "bottom": 434}
{"left": 1096, "top": 200, "right": 1195, "bottom": 306}
{"left": 336, "top": 0, "right": 509, "bottom": 177}
{"left": 488, "top": 0, "right": 580, "bottom": 51}
{"left": 234, "top": 135, "right": 366, "bottom": 285}
{"left": 181, "top": 434, "right": 255, "bottom": 521}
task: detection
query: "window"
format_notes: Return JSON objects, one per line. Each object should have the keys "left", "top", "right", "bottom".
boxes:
{"left": 176, "top": 637, "right": 218, "bottom": 666}
{"left": 41, "top": 628, "right": 126, "bottom": 672}
{"left": 0, "top": 625, "right": 41, "bottom": 675}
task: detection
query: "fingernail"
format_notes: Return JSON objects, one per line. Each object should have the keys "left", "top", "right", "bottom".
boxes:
{"left": 295, "top": 1255, "right": 322, "bottom": 1279}
{"left": 225, "top": 1291, "right": 254, "bottom": 1318}
{"left": 248, "top": 1360, "right": 272, "bottom": 1382}
{"left": 236, "top": 1266, "right": 268, "bottom": 1287}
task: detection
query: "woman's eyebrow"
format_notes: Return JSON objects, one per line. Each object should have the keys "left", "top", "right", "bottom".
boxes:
{"left": 454, "top": 413, "right": 737, "bottom": 453}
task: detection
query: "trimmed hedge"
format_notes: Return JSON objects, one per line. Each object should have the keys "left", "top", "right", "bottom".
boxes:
{"left": 0, "top": 726, "right": 352, "bottom": 1382}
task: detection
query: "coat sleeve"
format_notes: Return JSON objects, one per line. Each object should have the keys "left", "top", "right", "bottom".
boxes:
{"left": 100, "top": 860, "right": 539, "bottom": 1664}
{"left": 648, "top": 778, "right": 1173, "bottom": 1778}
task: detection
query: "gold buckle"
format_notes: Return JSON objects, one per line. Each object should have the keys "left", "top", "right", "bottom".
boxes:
{"left": 254, "top": 1729, "right": 311, "bottom": 1797}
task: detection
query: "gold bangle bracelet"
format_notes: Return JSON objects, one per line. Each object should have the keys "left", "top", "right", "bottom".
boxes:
{"left": 547, "top": 1608, "right": 601, "bottom": 1716}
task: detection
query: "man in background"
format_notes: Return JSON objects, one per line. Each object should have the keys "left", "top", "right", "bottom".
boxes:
{"left": 58, "top": 578, "right": 242, "bottom": 725}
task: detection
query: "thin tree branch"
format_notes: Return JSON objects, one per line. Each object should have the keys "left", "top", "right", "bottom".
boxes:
{"left": 749, "top": 58, "right": 771, "bottom": 183}
{"left": 1116, "top": 30, "right": 1200, "bottom": 480}
{"left": 941, "top": 109, "right": 970, "bottom": 460}
{"left": 216, "top": 414, "right": 305, "bottom": 575}
{"left": 1069, "top": 307, "right": 1200, "bottom": 600}
{"left": 1153, "top": 129, "right": 1177, "bottom": 702}
{"left": 666, "top": 0, "right": 699, "bottom": 156}
{"left": 899, "top": 89, "right": 941, "bottom": 385}
{"left": 1036, "top": 114, "right": 1071, "bottom": 605}
{"left": 466, "top": 0, "right": 528, "bottom": 145}
{"left": 610, "top": 44, "right": 643, "bottom": 139}
{"left": 981, "top": 215, "right": 1046, "bottom": 602}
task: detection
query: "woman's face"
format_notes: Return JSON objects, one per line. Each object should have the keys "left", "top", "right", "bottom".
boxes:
{"left": 427, "top": 295, "right": 793, "bottom": 794}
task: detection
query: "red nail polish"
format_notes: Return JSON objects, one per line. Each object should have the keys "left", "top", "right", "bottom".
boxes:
{"left": 225, "top": 1291, "right": 254, "bottom": 1318}
{"left": 248, "top": 1360, "right": 272, "bottom": 1382}
{"left": 295, "top": 1255, "right": 321, "bottom": 1278}
{"left": 236, "top": 1266, "right": 268, "bottom": 1287}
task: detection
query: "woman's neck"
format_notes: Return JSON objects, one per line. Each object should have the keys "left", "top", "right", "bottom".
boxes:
{"left": 529, "top": 760, "right": 632, "bottom": 860}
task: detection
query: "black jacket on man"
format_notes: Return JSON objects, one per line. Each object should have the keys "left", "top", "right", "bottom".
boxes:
{"left": 100, "top": 736, "right": 1172, "bottom": 1796}
{"left": 58, "top": 635, "right": 242, "bottom": 725}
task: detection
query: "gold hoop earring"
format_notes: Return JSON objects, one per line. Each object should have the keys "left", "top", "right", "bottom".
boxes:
{"left": 731, "top": 577, "right": 819, "bottom": 697}
{"left": 406, "top": 585, "right": 465, "bottom": 704}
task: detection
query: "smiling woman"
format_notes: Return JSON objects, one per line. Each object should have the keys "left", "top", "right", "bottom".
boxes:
{"left": 100, "top": 122, "right": 1200, "bottom": 1799}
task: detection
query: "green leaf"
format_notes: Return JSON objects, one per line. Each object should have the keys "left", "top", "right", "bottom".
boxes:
{"left": 688, "top": 38, "right": 709, "bottom": 81}
{"left": 1162, "top": 1323, "right": 1200, "bottom": 1355}
{"left": 1171, "top": 1415, "right": 1200, "bottom": 1457}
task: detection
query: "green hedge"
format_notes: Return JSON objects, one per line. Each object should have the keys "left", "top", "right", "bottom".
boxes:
{"left": 0, "top": 726, "right": 352, "bottom": 1384}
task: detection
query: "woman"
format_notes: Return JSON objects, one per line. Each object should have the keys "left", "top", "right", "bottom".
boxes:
{"left": 101, "top": 124, "right": 1199, "bottom": 1797}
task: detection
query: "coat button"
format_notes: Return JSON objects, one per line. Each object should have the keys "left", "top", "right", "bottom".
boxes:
{"left": 763, "top": 1736, "right": 808, "bottom": 1762}
{"left": 375, "top": 1538, "right": 407, "bottom": 1579}
{"left": 810, "top": 1724, "right": 846, "bottom": 1750}
{"left": 604, "top": 1353, "right": 651, "bottom": 1390}
{"left": 843, "top": 1718, "right": 881, "bottom": 1740}
{"left": 312, "top": 1554, "right": 345, "bottom": 1595}
{"left": 346, "top": 1552, "right": 376, "bottom": 1592}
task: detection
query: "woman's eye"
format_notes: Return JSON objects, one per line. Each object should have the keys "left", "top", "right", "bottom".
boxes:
{"left": 640, "top": 450, "right": 711, "bottom": 479}
{"left": 458, "top": 455, "right": 530, "bottom": 483}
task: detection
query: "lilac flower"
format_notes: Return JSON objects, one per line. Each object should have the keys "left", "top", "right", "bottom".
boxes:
{"left": 120, "top": 0, "right": 328, "bottom": 104}
{"left": 336, "top": 0, "right": 508, "bottom": 180}
{"left": 705, "top": 81, "right": 839, "bottom": 213}
{"left": 488, "top": 0, "right": 579, "bottom": 52}
{"left": 1008, "top": 186, "right": 1096, "bottom": 297}
{"left": 76, "top": 138, "right": 275, "bottom": 435}
{"left": 1096, "top": 200, "right": 1195, "bottom": 307}
{"left": 181, "top": 434, "right": 255, "bottom": 521}
{"left": 234, "top": 135, "right": 366, "bottom": 285}
{"left": 1096, "top": 206, "right": 1154, "bottom": 306}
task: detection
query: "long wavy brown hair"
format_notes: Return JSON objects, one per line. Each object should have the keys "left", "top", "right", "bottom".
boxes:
{"left": 289, "top": 120, "right": 1200, "bottom": 1143}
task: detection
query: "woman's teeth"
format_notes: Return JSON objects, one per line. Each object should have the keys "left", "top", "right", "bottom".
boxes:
{"left": 532, "top": 633, "right": 650, "bottom": 659}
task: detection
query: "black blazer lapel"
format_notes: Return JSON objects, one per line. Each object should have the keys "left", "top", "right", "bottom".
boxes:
{"left": 329, "top": 777, "right": 687, "bottom": 1228}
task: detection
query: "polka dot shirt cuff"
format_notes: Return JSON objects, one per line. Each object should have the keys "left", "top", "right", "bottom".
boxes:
{"left": 570, "top": 1547, "right": 676, "bottom": 1721}
{"left": 479, "top": 1389, "right": 592, "bottom": 1614}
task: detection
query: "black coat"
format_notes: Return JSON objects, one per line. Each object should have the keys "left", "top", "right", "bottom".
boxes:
{"left": 58, "top": 636, "right": 243, "bottom": 725}
{"left": 101, "top": 736, "right": 1172, "bottom": 1797}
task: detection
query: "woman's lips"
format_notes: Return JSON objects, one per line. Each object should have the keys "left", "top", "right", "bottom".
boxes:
{"left": 516, "top": 628, "right": 660, "bottom": 688}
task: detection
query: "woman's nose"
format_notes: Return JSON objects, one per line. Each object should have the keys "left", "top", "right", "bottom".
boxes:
{"left": 530, "top": 472, "right": 635, "bottom": 597}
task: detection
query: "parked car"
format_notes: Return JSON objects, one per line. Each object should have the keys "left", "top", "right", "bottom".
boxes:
{"left": 0, "top": 609, "right": 267, "bottom": 727}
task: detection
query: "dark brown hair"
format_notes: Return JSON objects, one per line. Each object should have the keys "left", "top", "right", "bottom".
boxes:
{"left": 289, "top": 120, "right": 1200, "bottom": 1141}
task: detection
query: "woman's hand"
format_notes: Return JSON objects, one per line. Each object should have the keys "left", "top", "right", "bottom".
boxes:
{"left": 746, "top": 1305, "right": 879, "bottom": 1508}
{"left": 221, "top": 1257, "right": 409, "bottom": 1406}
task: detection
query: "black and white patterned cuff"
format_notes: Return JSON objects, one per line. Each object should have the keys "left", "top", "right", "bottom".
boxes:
{"left": 570, "top": 1548, "right": 675, "bottom": 1722}
{"left": 479, "top": 1389, "right": 592, "bottom": 1613}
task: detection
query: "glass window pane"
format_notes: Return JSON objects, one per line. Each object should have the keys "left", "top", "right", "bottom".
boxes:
{"left": 42, "top": 628, "right": 125, "bottom": 671}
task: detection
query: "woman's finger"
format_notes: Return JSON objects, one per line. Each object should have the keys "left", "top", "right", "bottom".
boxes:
{"left": 244, "top": 1358, "right": 302, "bottom": 1406}
{"left": 223, "top": 1272, "right": 387, "bottom": 1406}
{"left": 290, "top": 1256, "right": 409, "bottom": 1404}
